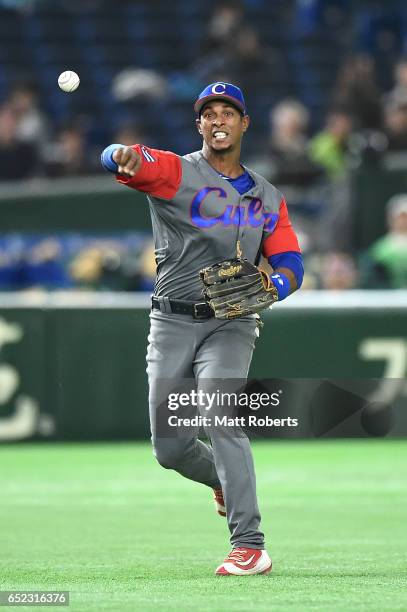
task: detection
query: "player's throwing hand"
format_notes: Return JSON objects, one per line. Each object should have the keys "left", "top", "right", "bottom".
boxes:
{"left": 112, "top": 146, "right": 141, "bottom": 177}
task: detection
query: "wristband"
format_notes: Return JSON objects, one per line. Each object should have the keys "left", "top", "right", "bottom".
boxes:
{"left": 100, "top": 143, "right": 124, "bottom": 173}
{"left": 268, "top": 251, "right": 304, "bottom": 289}
{"left": 270, "top": 272, "right": 291, "bottom": 301}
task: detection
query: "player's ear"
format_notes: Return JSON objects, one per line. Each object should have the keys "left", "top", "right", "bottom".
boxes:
{"left": 242, "top": 114, "right": 250, "bottom": 132}
{"left": 195, "top": 117, "right": 203, "bottom": 135}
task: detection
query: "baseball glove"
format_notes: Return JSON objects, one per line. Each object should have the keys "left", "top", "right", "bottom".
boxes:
{"left": 199, "top": 258, "right": 279, "bottom": 320}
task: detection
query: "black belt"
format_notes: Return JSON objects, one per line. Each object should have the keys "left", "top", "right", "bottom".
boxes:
{"left": 151, "top": 296, "right": 214, "bottom": 319}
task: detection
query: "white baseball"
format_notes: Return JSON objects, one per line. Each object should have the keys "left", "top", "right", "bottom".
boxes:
{"left": 58, "top": 70, "right": 80, "bottom": 92}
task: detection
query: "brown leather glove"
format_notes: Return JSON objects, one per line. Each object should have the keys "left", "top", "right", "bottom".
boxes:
{"left": 199, "top": 258, "right": 278, "bottom": 320}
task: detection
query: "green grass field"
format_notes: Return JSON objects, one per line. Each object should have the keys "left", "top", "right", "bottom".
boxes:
{"left": 0, "top": 440, "right": 406, "bottom": 611}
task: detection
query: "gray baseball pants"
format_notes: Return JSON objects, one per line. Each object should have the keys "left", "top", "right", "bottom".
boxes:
{"left": 146, "top": 308, "right": 265, "bottom": 549}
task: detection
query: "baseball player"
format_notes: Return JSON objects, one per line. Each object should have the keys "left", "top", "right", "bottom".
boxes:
{"left": 101, "top": 83, "right": 303, "bottom": 576}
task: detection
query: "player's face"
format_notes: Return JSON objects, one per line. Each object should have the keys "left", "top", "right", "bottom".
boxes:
{"left": 196, "top": 102, "right": 249, "bottom": 152}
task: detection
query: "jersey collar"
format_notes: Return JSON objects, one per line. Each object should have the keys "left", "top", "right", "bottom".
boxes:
{"left": 197, "top": 150, "right": 260, "bottom": 197}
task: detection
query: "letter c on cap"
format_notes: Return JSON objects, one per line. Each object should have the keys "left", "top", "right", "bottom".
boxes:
{"left": 211, "top": 83, "right": 226, "bottom": 94}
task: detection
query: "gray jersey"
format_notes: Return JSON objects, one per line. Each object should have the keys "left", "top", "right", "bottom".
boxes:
{"left": 118, "top": 146, "right": 299, "bottom": 301}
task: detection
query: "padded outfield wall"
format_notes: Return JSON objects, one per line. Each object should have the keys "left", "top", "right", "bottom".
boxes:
{"left": 0, "top": 291, "right": 406, "bottom": 442}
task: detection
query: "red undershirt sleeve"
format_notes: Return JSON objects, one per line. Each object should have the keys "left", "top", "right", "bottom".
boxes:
{"left": 116, "top": 144, "right": 182, "bottom": 200}
{"left": 262, "top": 198, "right": 301, "bottom": 257}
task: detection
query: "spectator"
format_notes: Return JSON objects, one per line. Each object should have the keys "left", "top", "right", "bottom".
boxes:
{"left": 0, "top": 103, "right": 38, "bottom": 180}
{"left": 44, "top": 123, "right": 97, "bottom": 178}
{"left": 69, "top": 247, "right": 104, "bottom": 289}
{"left": 19, "top": 239, "right": 71, "bottom": 290}
{"left": 201, "top": 1, "right": 244, "bottom": 55}
{"left": 97, "top": 239, "right": 157, "bottom": 292}
{"left": 112, "top": 68, "right": 168, "bottom": 103}
{"left": 112, "top": 122, "right": 147, "bottom": 147}
{"left": 7, "top": 81, "right": 49, "bottom": 150}
{"left": 98, "top": 248, "right": 127, "bottom": 291}
{"left": 267, "top": 99, "right": 324, "bottom": 186}
{"left": 68, "top": 243, "right": 138, "bottom": 290}
{"left": 332, "top": 54, "right": 383, "bottom": 130}
{"left": 384, "top": 57, "right": 407, "bottom": 111}
{"left": 360, "top": 194, "right": 407, "bottom": 289}
{"left": 309, "top": 110, "right": 353, "bottom": 179}
{"left": 319, "top": 251, "right": 358, "bottom": 290}
{"left": 383, "top": 96, "right": 407, "bottom": 151}
{"left": 194, "top": 27, "right": 284, "bottom": 93}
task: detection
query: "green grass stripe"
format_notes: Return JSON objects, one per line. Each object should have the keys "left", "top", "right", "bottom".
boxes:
{"left": 0, "top": 440, "right": 406, "bottom": 611}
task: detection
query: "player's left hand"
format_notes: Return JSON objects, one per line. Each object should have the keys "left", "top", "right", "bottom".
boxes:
{"left": 199, "top": 258, "right": 279, "bottom": 320}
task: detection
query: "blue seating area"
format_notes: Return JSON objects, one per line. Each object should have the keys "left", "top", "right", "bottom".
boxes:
{"left": 0, "top": 231, "right": 151, "bottom": 290}
{"left": 0, "top": 0, "right": 406, "bottom": 156}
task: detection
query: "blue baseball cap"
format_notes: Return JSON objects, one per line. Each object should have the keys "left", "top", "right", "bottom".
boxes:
{"left": 194, "top": 82, "right": 247, "bottom": 115}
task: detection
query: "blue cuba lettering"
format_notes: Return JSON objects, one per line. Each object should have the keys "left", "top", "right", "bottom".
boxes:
{"left": 190, "top": 187, "right": 279, "bottom": 231}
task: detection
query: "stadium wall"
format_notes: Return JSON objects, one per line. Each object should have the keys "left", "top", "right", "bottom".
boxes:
{"left": 0, "top": 292, "right": 406, "bottom": 442}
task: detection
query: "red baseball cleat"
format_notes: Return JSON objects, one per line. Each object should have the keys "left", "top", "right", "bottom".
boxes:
{"left": 215, "top": 547, "right": 272, "bottom": 576}
{"left": 213, "top": 488, "right": 226, "bottom": 517}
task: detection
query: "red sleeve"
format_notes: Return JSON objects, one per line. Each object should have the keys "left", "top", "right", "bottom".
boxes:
{"left": 116, "top": 144, "right": 182, "bottom": 200}
{"left": 262, "top": 198, "right": 301, "bottom": 257}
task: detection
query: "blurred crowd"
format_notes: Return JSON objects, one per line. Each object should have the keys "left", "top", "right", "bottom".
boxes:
{"left": 256, "top": 52, "right": 407, "bottom": 290}
{"left": 0, "top": 0, "right": 407, "bottom": 291}
{"left": 0, "top": 82, "right": 147, "bottom": 180}
{"left": 0, "top": 234, "right": 156, "bottom": 292}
